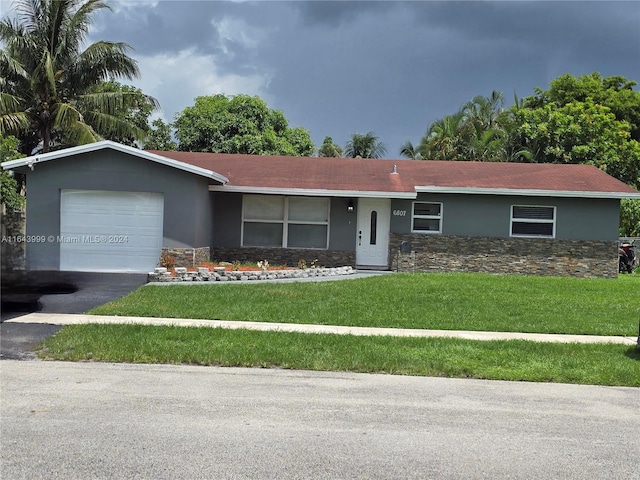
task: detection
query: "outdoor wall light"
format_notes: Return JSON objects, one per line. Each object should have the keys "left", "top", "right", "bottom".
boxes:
{"left": 347, "top": 200, "right": 355, "bottom": 213}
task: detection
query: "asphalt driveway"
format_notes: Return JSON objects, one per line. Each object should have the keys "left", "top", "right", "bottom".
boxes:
{"left": 1, "top": 271, "right": 147, "bottom": 359}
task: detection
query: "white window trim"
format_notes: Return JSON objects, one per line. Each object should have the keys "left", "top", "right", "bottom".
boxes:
{"left": 411, "top": 201, "right": 443, "bottom": 234}
{"left": 241, "top": 195, "right": 330, "bottom": 249}
{"left": 510, "top": 205, "right": 556, "bottom": 238}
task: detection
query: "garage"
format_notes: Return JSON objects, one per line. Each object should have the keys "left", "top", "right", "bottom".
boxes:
{"left": 60, "top": 189, "right": 164, "bottom": 272}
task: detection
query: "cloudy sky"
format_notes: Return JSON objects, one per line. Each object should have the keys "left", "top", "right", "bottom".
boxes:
{"left": 2, "top": 0, "right": 639, "bottom": 155}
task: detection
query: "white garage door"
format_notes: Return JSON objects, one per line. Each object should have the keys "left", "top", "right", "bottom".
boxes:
{"left": 60, "top": 190, "right": 164, "bottom": 272}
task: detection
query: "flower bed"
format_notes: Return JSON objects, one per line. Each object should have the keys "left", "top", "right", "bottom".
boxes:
{"left": 148, "top": 265, "right": 355, "bottom": 283}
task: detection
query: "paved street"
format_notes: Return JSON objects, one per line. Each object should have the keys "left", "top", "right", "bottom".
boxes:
{"left": 2, "top": 360, "right": 638, "bottom": 479}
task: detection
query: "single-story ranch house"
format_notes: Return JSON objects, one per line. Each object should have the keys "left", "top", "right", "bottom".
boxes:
{"left": 3, "top": 140, "right": 640, "bottom": 277}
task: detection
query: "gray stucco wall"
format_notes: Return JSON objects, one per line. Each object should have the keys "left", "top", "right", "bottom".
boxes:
{"left": 23, "top": 150, "right": 214, "bottom": 270}
{"left": 391, "top": 194, "right": 620, "bottom": 241}
{"left": 212, "top": 192, "right": 242, "bottom": 247}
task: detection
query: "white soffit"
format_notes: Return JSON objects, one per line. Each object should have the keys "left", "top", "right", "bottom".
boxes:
{"left": 414, "top": 186, "right": 640, "bottom": 199}
{"left": 208, "top": 185, "right": 417, "bottom": 199}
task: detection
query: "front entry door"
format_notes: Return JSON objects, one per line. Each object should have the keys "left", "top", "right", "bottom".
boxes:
{"left": 356, "top": 198, "right": 391, "bottom": 268}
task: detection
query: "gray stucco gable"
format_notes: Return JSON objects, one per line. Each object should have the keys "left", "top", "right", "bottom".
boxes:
{"left": 1, "top": 140, "right": 229, "bottom": 185}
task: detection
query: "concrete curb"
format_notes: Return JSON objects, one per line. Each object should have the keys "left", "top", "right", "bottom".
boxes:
{"left": 6, "top": 313, "right": 637, "bottom": 345}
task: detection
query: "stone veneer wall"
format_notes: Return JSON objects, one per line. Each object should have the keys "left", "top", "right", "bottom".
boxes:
{"left": 1, "top": 208, "right": 26, "bottom": 271}
{"left": 212, "top": 247, "right": 355, "bottom": 268}
{"left": 162, "top": 247, "right": 210, "bottom": 268}
{"left": 389, "top": 233, "right": 618, "bottom": 278}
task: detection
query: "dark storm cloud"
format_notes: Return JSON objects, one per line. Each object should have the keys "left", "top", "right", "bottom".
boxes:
{"left": 4, "top": 0, "right": 635, "bottom": 154}
{"left": 292, "top": 0, "right": 395, "bottom": 27}
{"left": 256, "top": 1, "right": 640, "bottom": 151}
{"left": 92, "top": 1, "right": 226, "bottom": 55}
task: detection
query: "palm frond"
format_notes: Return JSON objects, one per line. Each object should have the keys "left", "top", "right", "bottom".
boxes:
{"left": 73, "top": 41, "right": 140, "bottom": 83}
{"left": 62, "top": 118, "right": 101, "bottom": 146}
{"left": 82, "top": 109, "right": 147, "bottom": 142}
{"left": 0, "top": 110, "right": 30, "bottom": 136}
{"left": 51, "top": 101, "right": 100, "bottom": 144}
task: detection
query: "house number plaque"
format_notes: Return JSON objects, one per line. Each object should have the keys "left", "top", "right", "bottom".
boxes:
{"left": 392, "top": 210, "right": 407, "bottom": 216}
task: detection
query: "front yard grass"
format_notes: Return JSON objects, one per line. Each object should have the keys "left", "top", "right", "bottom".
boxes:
{"left": 38, "top": 272, "right": 640, "bottom": 386}
{"left": 90, "top": 272, "right": 640, "bottom": 336}
{"left": 36, "top": 323, "right": 640, "bottom": 386}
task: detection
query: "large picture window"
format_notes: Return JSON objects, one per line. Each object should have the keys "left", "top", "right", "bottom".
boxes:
{"left": 412, "top": 202, "right": 442, "bottom": 233}
{"left": 242, "top": 195, "right": 330, "bottom": 249}
{"left": 510, "top": 205, "right": 556, "bottom": 238}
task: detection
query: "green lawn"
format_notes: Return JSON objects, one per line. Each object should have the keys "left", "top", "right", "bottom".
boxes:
{"left": 90, "top": 272, "right": 640, "bottom": 336}
{"left": 37, "top": 323, "right": 640, "bottom": 386}
{"left": 38, "top": 272, "right": 640, "bottom": 386}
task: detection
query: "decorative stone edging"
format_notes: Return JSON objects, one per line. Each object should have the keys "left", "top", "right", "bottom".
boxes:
{"left": 148, "top": 266, "right": 355, "bottom": 283}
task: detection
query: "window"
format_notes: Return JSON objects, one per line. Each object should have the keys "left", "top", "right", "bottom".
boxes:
{"left": 370, "top": 211, "right": 377, "bottom": 244}
{"left": 510, "top": 205, "right": 556, "bottom": 238}
{"left": 242, "top": 195, "right": 330, "bottom": 249}
{"left": 412, "top": 202, "right": 442, "bottom": 233}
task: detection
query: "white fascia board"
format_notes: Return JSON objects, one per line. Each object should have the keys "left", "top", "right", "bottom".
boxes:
{"left": 209, "top": 185, "right": 417, "bottom": 199}
{"left": 1, "top": 140, "right": 228, "bottom": 184}
{"left": 415, "top": 186, "right": 640, "bottom": 199}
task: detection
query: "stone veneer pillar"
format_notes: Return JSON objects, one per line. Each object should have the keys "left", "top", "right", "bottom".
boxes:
{"left": 0, "top": 208, "right": 26, "bottom": 271}
{"left": 161, "top": 247, "right": 210, "bottom": 268}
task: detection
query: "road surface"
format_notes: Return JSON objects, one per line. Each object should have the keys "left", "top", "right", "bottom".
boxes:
{"left": 1, "top": 361, "right": 638, "bottom": 479}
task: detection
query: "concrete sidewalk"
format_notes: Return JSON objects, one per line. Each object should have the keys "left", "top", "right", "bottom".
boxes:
{"left": 6, "top": 312, "right": 638, "bottom": 345}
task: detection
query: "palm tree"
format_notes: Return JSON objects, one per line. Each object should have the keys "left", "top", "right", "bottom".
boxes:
{"left": 463, "top": 91, "right": 504, "bottom": 131}
{"left": 418, "top": 111, "right": 467, "bottom": 160}
{"left": 399, "top": 140, "right": 422, "bottom": 159}
{"left": 0, "top": 0, "right": 158, "bottom": 153}
{"left": 344, "top": 131, "right": 387, "bottom": 159}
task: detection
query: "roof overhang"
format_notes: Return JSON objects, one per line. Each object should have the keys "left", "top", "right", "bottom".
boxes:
{"left": 1, "top": 140, "right": 229, "bottom": 185}
{"left": 415, "top": 186, "right": 640, "bottom": 199}
{"left": 209, "top": 185, "right": 417, "bottom": 198}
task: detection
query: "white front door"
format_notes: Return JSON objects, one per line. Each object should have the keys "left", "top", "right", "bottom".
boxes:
{"left": 356, "top": 198, "right": 391, "bottom": 268}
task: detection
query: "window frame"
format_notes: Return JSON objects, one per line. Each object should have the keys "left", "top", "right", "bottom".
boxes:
{"left": 509, "top": 205, "right": 556, "bottom": 238}
{"left": 241, "top": 195, "right": 330, "bottom": 249}
{"left": 411, "top": 201, "right": 443, "bottom": 234}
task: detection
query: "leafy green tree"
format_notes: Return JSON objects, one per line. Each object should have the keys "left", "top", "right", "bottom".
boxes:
{"left": 143, "top": 119, "right": 177, "bottom": 151}
{"left": 317, "top": 136, "right": 343, "bottom": 157}
{"left": 173, "top": 94, "right": 314, "bottom": 156}
{"left": 619, "top": 199, "right": 640, "bottom": 237}
{"left": 508, "top": 99, "right": 640, "bottom": 187}
{"left": 0, "top": 0, "right": 158, "bottom": 154}
{"left": 284, "top": 126, "right": 315, "bottom": 157}
{"left": 0, "top": 135, "right": 25, "bottom": 211}
{"left": 524, "top": 72, "right": 640, "bottom": 141}
{"left": 343, "top": 131, "right": 387, "bottom": 159}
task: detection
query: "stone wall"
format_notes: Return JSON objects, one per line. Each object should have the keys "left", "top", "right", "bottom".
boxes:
{"left": 162, "top": 247, "right": 210, "bottom": 268}
{"left": 212, "top": 247, "right": 355, "bottom": 269}
{"left": 389, "top": 233, "right": 618, "bottom": 278}
{"left": 1, "top": 207, "right": 26, "bottom": 271}
{"left": 148, "top": 265, "right": 355, "bottom": 282}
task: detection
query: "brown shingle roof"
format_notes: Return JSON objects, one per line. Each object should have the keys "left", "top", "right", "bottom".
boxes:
{"left": 149, "top": 151, "right": 640, "bottom": 198}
